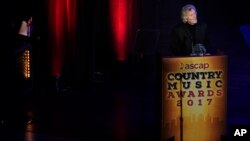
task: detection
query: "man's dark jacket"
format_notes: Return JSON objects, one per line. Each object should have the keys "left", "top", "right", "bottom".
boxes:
{"left": 170, "top": 22, "right": 209, "bottom": 56}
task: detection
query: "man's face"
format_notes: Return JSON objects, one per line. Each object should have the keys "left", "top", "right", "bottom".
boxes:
{"left": 186, "top": 9, "right": 197, "bottom": 25}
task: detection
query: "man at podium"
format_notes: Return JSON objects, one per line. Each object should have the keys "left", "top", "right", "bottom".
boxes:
{"left": 169, "top": 4, "right": 210, "bottom": 56}
{"left": 162, "top": 5, "right": 228, "bottom": 141}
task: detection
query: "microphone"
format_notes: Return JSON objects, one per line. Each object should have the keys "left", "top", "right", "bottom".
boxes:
{"left": 190, "top": 43, "right": 210, "bottom": 56}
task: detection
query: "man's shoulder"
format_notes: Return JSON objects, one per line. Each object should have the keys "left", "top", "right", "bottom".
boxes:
{"left": 195, "top": 23, "right": 208, "bottom": 32}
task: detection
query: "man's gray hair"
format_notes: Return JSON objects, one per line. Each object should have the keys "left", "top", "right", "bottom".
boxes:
{"left": 181, "top": 4, "right": 197, "bottom": 23}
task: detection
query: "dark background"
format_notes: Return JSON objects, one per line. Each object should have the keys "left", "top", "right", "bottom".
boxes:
{"left": 1, "top": 0, "right": 250, "bottom": 140}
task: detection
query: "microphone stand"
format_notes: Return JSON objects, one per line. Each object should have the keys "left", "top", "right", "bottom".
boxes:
{"left": 180, "top": 79, "right": 183, "bottom": 141}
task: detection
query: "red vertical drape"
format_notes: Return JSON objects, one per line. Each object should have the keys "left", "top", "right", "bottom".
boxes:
{"left": 110, "top": 0, "right": 127, "bottom": 61}
{"left": 109, "top": 0, "right": 137, "bottom": 140}
{"left": 48, "top": 0, "right": 76, "bottom": 77}
{"left": 109, "top": 0, "right": 136, "bottom": 61}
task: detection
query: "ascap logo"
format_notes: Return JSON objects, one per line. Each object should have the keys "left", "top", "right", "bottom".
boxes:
{"left": 180, "top": 63, "right": 209, "bottom": 70}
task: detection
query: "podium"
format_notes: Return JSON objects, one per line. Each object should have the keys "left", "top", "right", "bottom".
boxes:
{"left": 161, "top": 55, "right": 227, "bottom": 141}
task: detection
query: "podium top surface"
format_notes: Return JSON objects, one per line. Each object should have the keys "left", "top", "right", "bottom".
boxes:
{"left": 162, "top": 55, "right": 227, "bottom": 59}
